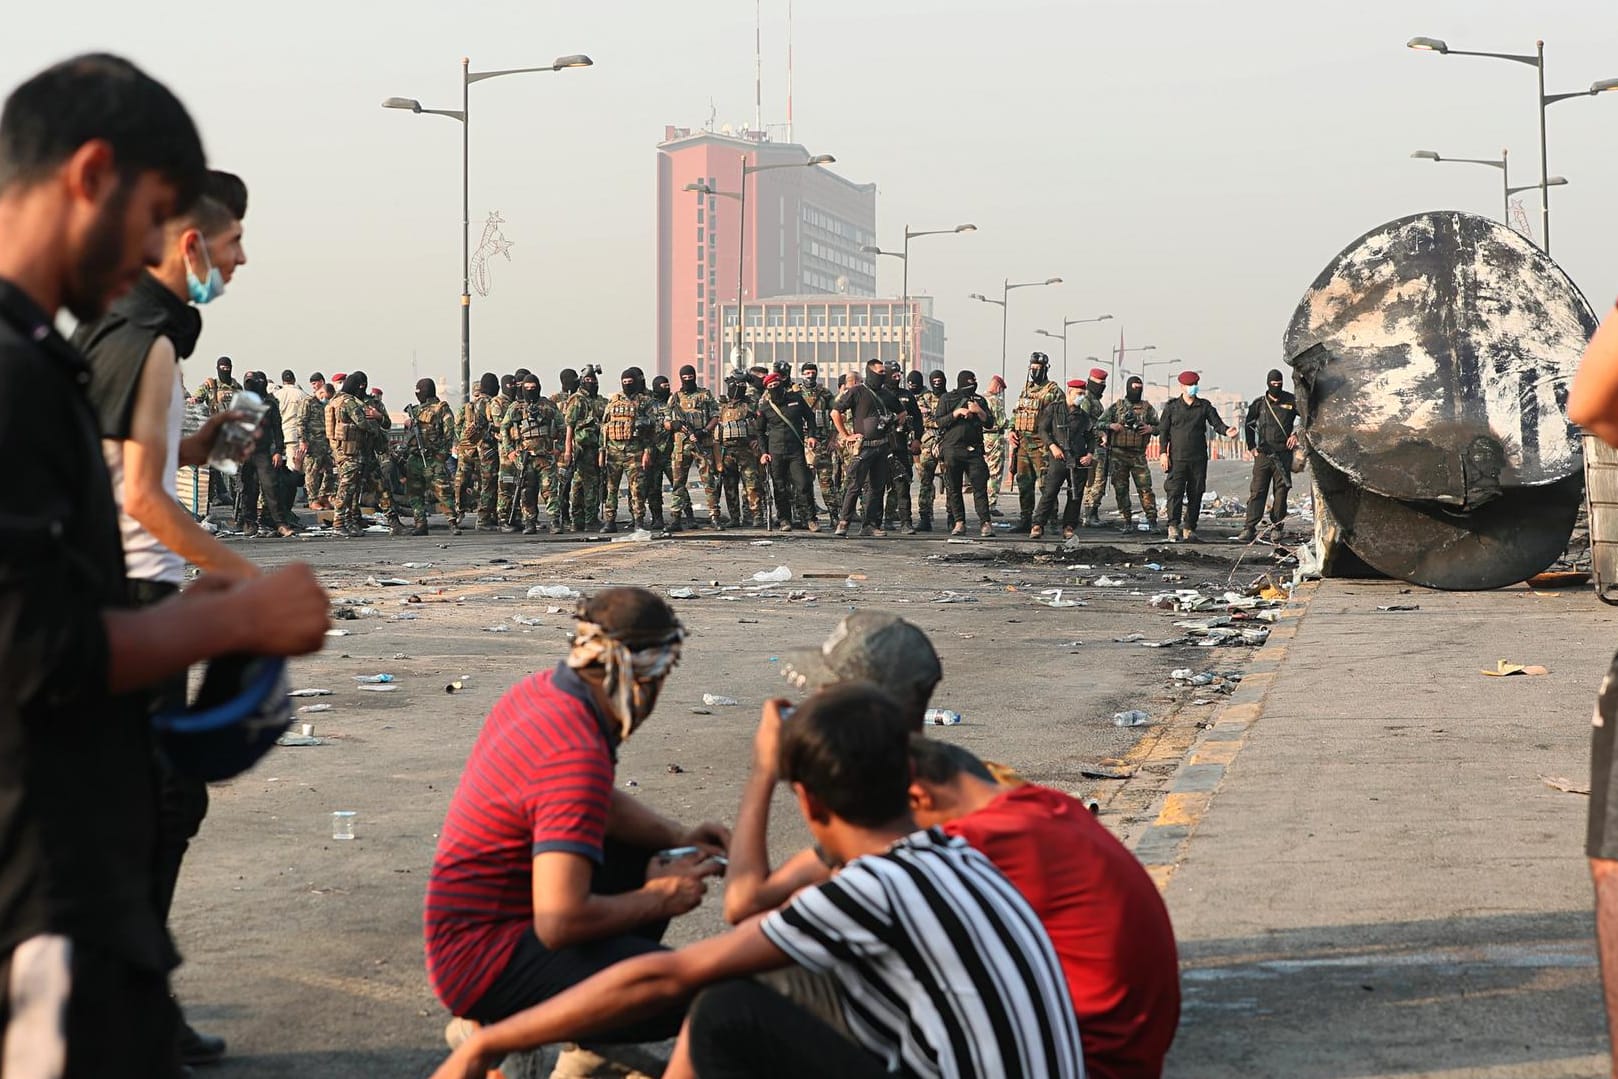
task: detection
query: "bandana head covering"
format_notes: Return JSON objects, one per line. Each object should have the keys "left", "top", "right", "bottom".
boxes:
{"left": 566, "top": 604, "right": 686, "bottom": 739}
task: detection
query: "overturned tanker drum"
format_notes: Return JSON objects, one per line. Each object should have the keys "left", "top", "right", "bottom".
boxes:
{"left": 1285, "top": 210, "right": 1594, "bottom": 589}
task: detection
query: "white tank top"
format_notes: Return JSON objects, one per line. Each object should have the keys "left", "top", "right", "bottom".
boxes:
{"left": 104, "top": 363, "right": 186, "bottom": 585}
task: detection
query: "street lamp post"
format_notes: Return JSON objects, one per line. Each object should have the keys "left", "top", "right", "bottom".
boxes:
{"left": 383, "top": 53, "right": 592, "bottom": 404}
{"left": 1111, "top": 344, "right": 1156, "bottom": 387}
{"left": 970, "top": 277, "right": 1063, "bottom": 385}
{"left": 1410, "top": 148, "right": 1568, "bottom": 222}
{"left": 1140, "top": 357, "right": 1177, "bottom": 400}
{"left": 725, "top": 152, "right": 834, "bottom": 371}
{"left": 1036, "top": 314, "right": 1113, "bottom": 384}
{"left": 1407, "top": 35, "right": 1618, "bottom": 254}
{"left": 862, "top": 223, "right": 975, "bottom": 369}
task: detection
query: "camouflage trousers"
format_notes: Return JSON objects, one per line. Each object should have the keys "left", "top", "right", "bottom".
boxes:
{"left": 602, "top": 441, "right": 647, "bottom": 525}
{"left": 644, "top": 445, "right": 673, "bottom": 524}
{"left": 916, "top": 438, "right": 943, "bottom": 524}
{"left": 454, "top": 441, "right": 498, "bottom": 525}
{"left": 985, "top": 432, "right": 1007, "bottom": 492}
{"left": 671, "top": 435, "right": 719, "bottom": 517}
{"left": 332, "top": 451, "right": 367, "bottom": 529}
{"left": 811, "top": 438, "right": 841, "bottom": 513}
{"left": 404, "top": 451, "right": 456, "bottom": 522}
{"left": 1108, "top": 448, "right": 1158, "bottom": 522}
{"left": 1012, "top": 435, "right": 1049, "bottom": 522}
{"left": 510, "top": 452, "right": 561, "bottom": 525}
{"left": 1082, "top": 444, "right": 1110, "bottom": 514}
{"left": 366, "top": 453, "right": 400, "bottom": 517}
{"left": 569, "top": 444, "right": 604, "bottom": 526}
{"left": 303, "top": 446, "right": 333, "bottom": 503}
{"left": 885, "top": 445, "right": 915, "bottom": 525}
{"left": 717, "top": 443, "right": 762, "bottom": 523}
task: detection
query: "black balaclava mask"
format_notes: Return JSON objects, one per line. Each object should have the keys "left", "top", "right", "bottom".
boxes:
{"left": 216, "top": 357, "right": 233, "bottom": 382}
{"left": 622, "top": 366, "right": 646, "bottom": 397}
{"left": 500, "top": 374, "right": 516, "bottom": 399}
{"left": 513, "top": 368, "right": 531, "bottom": 385}
{"left": 1126, "top": 376, "right": 1144, "bottom": 403}
{"left": 928, "top": 370, "right": 947, "bottom": 395}
{"left": 479, "top": 372, "right": 500, "bottom": 398}
{"left": 1087, "top": 379, "right": 1105, "bottom": 398}
{"left": 522, "top": 379, "right": 542, "bottom": 402}
{"left": 766, "top": 378, "right": 785, "bottom": 401}
{"left": 727, "top": 375, "right": 747, "bottom": 401}
{"left": 652, "top": 376, "right": 671, "bottom": 403}
{"left": 342, "top": 370, "right": 369, "bottom": 398}
{"left": 415, "top": 377, "right": 436, "bottom": 405}
{"left": 801, "top": 364, "right": 818, "bottom": 387}
{"left": 1267, "top": 368, "right": 1285, "bottom": 397}
{"left": 906, "top": 370, "right": 924, "bottom": 394}
{"left": 678, "top": 364, "right": 697, "bottom": 393}
{"left": 1028, "top": 353, "right": 1049, "bottom": 385}
{"left": 559, "top": 368, "right": 579, "bottom": 395}
{"left": 957, "top": 369, "right": 978, "bottom": 392}
{"left": 580, "top": 373, "right": 599, "bottom": 397}
{"left": 242, "top": 372, "right": 268, "bottom": 397}
{"left": 866, "top": 364, "right": 886, "bottom": 390}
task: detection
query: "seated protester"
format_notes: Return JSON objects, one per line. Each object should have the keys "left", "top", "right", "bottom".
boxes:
{"left": 909, "top": 739, "right": 1180, "bottom": 1079}
{"left": 431, "top": 682, "right": 1085, "bottom": 1079}
{"left": 423, "top": 587, "right": 730, "bottom": 1045}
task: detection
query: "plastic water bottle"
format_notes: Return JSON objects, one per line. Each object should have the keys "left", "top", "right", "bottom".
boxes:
{"left": 205, "top": 389, "right": 269, "bottom": 476}
{"left": 1112, "top": 709, "right": 1151, "bottom": 727}
{"left": 925, "top": 708, "right": 962, "bottom": 726}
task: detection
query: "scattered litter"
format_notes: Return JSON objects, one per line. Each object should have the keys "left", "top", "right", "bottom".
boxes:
{"left": 1174, "top": 616, "right": 1232, "bottom": 632}
{"left": 297, "top": 704, "right": 333, "bottom": 714}
{"left": 353, "top": 674, "right": 394, "bottom": 683}
{"left": 288, "top": 688, "right": 333, "bottom": 697}
{"left": 484, "top": 624, "right": 509, "bottom": 633}
{"left": 1142, "top": 638, "right": 1189, "bottom": 648}
{"left": 702, "top": 694, "right": 739, "bottom": 706}
{"left": 667, "top": 763, "right": 686, "bottom": 774}
{"left": 690, "top": 708, "right": 713, "bottom": 715}
{"left": 667, "top": 587, "right": 697, "bottom": 599}
{"left": 1171, "top": 669, "right": 1214, "bottom": 686}
{"left": 946, "top": 538, "right": 976, "bottom": 545}
{"left": 325, "top": 629, "right": 348, "bottom": 637}
{"left": 750, "top": 540, "right": 775, "bottom": 546}
{"left": 752, "top": 566, "right": 793, "bottom": 583}
{"left": 1092, "top": 575, "right": 1129, "bottom": 587}
{"left": 357, "top": 684, "right": 398, "bottom": 693}
{"left": 1377, "top": 604, "right": 1420, "bottom": 612}
{"left": 624, "top": 779, "right": 639, "bottom": 789}
{"left": 364, "top": 576, "right": 410, "bottom": 587}
{"left": 786, "top": 590, "right": 816, "bottom": 602}
{"left": 611, "top": 528, "right": 655, "bottom": 543}
{"left": 445, "top": 680, "right": 466, "bottom": 693}
{"left": 1112, "top": 710, "right": 1151, "bottom": 727}
{"left": 1080, "top": 761, "right": 1137, "bottom": 780}
{"left": 274, "top": 733, "right": 325, "bottom": 747}
{"left": 1039, "top": 589, "right": 1085, "bottom": 609}
{"left": 924, "top": 708, "right": 962, "bottom": 726}
{"left": 932, "top": 591, "right": 978, "bottom": 604}
{"left": 546, "top": 606, "right": 563, "bottom": 614}
{"left": 738, "top": 618, "right": 759, "bottom": 624}
{"left": 1540, "top": 774, "right": 1591, "bottom": 795}
{"left": 390, "top": 613, "right": 419, "bottom": 621}
{"left": 401, "top": 562, "right": 434, "bottom": 569}
{"left": 1481, "top": 660, "right": 1550, "bottom": 677}
{"left": 1144, "top": 563, "right": 1164, "bottom": 571}
{"left": 528, "top": 585, "right": 581, "bottom": 599}
{"left": 512, "top": 615, "right": 544, "bottom": 626}
{"left": 364, "top": 524, "right": 392, "bottom": 534}
{"left": 1113, "top": 633, "right": 1145, "bottom": 643}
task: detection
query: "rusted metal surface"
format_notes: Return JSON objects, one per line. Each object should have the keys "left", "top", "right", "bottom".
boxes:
{"left": 1286, "top": 211, "right": 1595, "bottom": 509}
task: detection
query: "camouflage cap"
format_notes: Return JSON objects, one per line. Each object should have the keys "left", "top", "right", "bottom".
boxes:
{"left": 781, "top": 611, "right": 942, "bottom": 702}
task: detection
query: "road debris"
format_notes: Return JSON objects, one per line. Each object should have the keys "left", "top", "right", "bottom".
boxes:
{"left": 527, "top": 584, "right": 580, "bottom": 600}
{"left": 353, "top": 674, "right": 394, "bottom": 684}
{"left": 924, "top": 708, "right": 963, "bottom": 726}
{"left": 702, "top": 694, "right": 739, "bottom": 706}
{"left": 932, "top": 591, "right": 978, "bottom": 604}
{"left": 1377, "top": 604, "right": 1420, "bottom": 612}
{"left": 667, "top": 587, "right": 697, "bottom": 599}
{"left": 752, "top": 566, "right": 793, "bottom": 583}
{"left": 1112, "top": 710, "right": 1151, "bottom": 727}
{"left": 1481, "top": 660, "right": 1550, "bottom": 677}
{"left": 1039, "top": 589, "right": 1085, "bottom": 608}
{"left": 288, "top": 688, "right": 333, "bottom": 697}
{"left": 1080, "top": 760, "right": 1138, "bottom": 780}
{"left": 1540, "top": 774, "right": 1590, "bottom": 795}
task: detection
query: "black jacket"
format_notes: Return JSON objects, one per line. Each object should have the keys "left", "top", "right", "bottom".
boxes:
{"left": 755, "top": 391, "right": 819, "bottom": 456}
{"left": 936, "top": 389, "right": 998, "bottom": 458}
{"left": 1158, "top": 396, "right": 1230, "bottom": 461}
{"left": 1036, "top": 395, "right": 1091, "bottom": 462}
{"left": 1244, "top": 390, "right": 1298, "bottom": 454}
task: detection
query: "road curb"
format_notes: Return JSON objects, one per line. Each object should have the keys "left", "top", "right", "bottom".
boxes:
{"left": 1128, "top": 580, "right": 1319, "bottom": 890}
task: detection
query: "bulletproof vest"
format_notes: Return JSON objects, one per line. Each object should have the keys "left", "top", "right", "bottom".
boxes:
{"left": 1013, "top": 381, "right": 1059, "bottom": 433}
{"left": 676, "top": 388, "right": 716, "bottom": 434}
{"left": 569, "top": 395, "right": 605, "bottom": 444}
{"left": 1110, "top": 401, "right": 1151, "bottom": 451}
{"left": 518, "top": 401, "right": 558, "bottom": 453}
{"left": 919, "top": 392, "right": 942, "bottom": 437}
{"left": 603, "top": 393, "right": 639, "bottom": 442}
{"left": 457, "top": 398, "right": 490, "bottom": 446}
{"left": 718, "top": 399, "right": 755, "bottom": 443}
{"left": 326, "top": 393, "right": 358, "bottom": 450}
{"left": 416, "top": 400, "right": 452, "bottom": 454}
{"left": 797, "top": 384, "right": 831, "bottom": 430}
{"left": 649, "top": 400, "right": 675, "bottom": 449}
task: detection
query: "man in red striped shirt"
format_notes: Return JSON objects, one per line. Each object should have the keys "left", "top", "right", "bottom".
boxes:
{"left": 424, "top": 587, "right": 729, "bottom": 1044}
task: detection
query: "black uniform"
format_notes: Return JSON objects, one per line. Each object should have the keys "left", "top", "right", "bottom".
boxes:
{"left": 755, "top": 388, "right": 821, "bottom": 526}
{"left": 936, "top": 382, "right": 999, "bottom": 528}
{"left": 1033, "top": 393, "right": 1092, "bottom": 532}
{"left": 885, "top": 382, "right": 926, "bottom": 528}
{"left": 1158, "top": 394, "right": 1232, "bottom": 535}
{"left": 1242, "top": 372, "right": 1299, "bottom": 535}
{"left": 833, "top": 376, "right": 900, "bottom": 529}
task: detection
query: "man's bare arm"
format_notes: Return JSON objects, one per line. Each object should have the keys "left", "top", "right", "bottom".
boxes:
{"left": 530, "top": 849, "right": 719, "bottom": 951}
{"left": 607, "top": 789, "right": 730, "bottom": 853}
{"left": 1571, "top": 307, "right": 1618, "bottom": 446}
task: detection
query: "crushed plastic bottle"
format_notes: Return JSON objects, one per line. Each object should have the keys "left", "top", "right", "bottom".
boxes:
{"left": 1112, "top": 709, "right": 1151, "bottom": 727}
{"left": 205, "top": 389, "right": 268, "bottom": 476}
{"left": 353, "top": 674, "right": 394, "bottom": 684}
{"left": 924, "top": 708, "right": 963, "bottom": 726}
{"left": 701, "top": 693, "right": 739, "bottom": 706}
{"left": 527, "top": 584, "right": 581, "bottom": 600}
{"left": 752, "top": 566, "right": 793, "bottom": 583}
{"left": 611, "top": 528, "right": 655, "bottom": 543}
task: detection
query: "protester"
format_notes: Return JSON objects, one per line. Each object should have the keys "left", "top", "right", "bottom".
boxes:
{"left": 909, "top": 738, "right": 1180, "bottom": 1078}
{"left": 423, "top": 588, "right": 729, "bottom": 1048}
{"left": 431, "top": 682, "right": 1084, "bottom": 1079}
{"left": 0, "top": 53, "right": 330, "bottom": 1076}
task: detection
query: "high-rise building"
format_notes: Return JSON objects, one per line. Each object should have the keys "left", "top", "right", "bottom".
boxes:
{"left": 656, "top": 126, "right": 885, "bottom": 389}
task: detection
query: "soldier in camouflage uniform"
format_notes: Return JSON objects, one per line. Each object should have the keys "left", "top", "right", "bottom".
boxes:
{"left": 494, "top": 369, "right": 530, "bottom": 526}
{"left": 453, "top": 372, "right": 501, "bottom": 531}
{"left": 193, "top": 355, "right": 242, "bottom": 506}
{"left": 300, "top": 376, "right": 335, "bottom": 510}
{"left": 597, "top": 367, "right": 657, "bottom": 533}
{"left": 1008, "top": 352, "right": 1065, "bottom": 531}
{"left": 795, "top": 362, "right": 839, "bottom": 516}
{"left": 563, "top": 369, "right": 609, "bottom": 530}
{"left": 983, "top": 374, "right": 1009, "bottom": 506}
{"left": 403, "top": 377, "right": 458, "bottom": 536}
{"left": 1074, "top": 368, "right": 1112, "bottom": 527}
{"left": 363, "top": 388, "right": 405, "bottom": 534}
{"left": 499, "top": 373, "right": 565, "bottom": 535}
{"left": 915, "top": 369, "right": 949, "bottom": 532}
{"left": 645, "top": 375, "right": 676, "bottom": 530}
{"left": 669, "top": 364, "right": 720, "bottom": 531}
{"left": 715, "top": 371, "right": 763, "bottom": 528}
{"left": 547, "top": 368, "right": 580, "bottom": 530}
{"left": 1100, "top": 374, "right": 1160, "bottom": 532}
{"left": 325, "top": 370, "right": 383, "bottom": 537}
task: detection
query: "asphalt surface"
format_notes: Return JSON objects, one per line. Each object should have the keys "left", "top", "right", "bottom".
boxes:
{"left": 167, "top": 460, "right": 1275, "bottom": 1077}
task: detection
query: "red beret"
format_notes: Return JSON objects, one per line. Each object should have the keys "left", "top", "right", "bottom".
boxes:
{"left": 332, "top": 372, "right": 347, "bottom": 384}
{"left": 1177, "top": 371, "right": 1200, "bottom": 386}
{"left": 1066, "top": 379, "right": 1085, "bottom": 389}
{"left": 1088, "top": 368, "right": 1108, "bottom": 383}
{"left": 763, "top": 373, "right": 783, "bottom": 387}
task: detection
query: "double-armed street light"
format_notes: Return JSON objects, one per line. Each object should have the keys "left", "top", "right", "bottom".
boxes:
{"left": 1034, "top": 314, "right": 1113, "bottom": 384}
{"left": 861, "top": 223, "right": 976, "bottom": 368}
{"left": 970, "top": 277, "right": 1064, "bottom": 385}
{"left": 1409, "top": 148, "right": 1567, "bottom": 222}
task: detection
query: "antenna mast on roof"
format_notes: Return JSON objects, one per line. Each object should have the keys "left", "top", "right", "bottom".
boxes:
{"left": 754, "top": 0, "right": 763, "bottom": 137}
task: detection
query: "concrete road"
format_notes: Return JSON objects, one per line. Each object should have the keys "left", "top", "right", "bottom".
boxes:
{"left": 168, "top": 462, "right": 1276, "bottom": 1077}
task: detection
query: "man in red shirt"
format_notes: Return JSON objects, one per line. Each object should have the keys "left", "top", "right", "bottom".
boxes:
{"left": 909, "top": 738, "right": 1181, "bottom": 1079}
{"left": 424, "top": 587, "right": 729, "bottom": 1046}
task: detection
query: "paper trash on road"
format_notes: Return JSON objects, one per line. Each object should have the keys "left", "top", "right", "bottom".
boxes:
{"left": 701, "top": 693, "right": 739, "bottom": 706}
{"left": 274, "top": 733, "right": 325, "bottom": 747}
{"left": 357, "top": 684, "right": 398, "bottom": 692}
{"left": 1039, "top": 589, "right": 1085, "bottom": 608}
{"left": 1377, "top": 604, "right": 1420, "bottom": 612}
{"left": 297, "top": 703, "right": 333, "bottom": 713}
{"left": 611, "top": 528, "right": 655, "bottom": 543}
{"left": 484, "top": 624, "right": 510, "bottom": 633}
{"left": 1540, "top": 774, "right": 1591, "bottom": 795}
{"left": 752, "top": 566, "right": 793, "bottom": 583}
{"left": 364, "top": 576, "right": 411, "bottom": 587}
{"left": 932, "top": 591, "right": 978, "bottom": 604}
{"left": 667, "top": 587, "right": 697, "bottom": 599}
{"left": 512, "top": 615, "right": 544, "bottom": 626}
{"left": 1092, "top": 575, "right": 1129, "bottom": 587}
{"left": 1481, "top": 660, "right": 1550, "bottom": 677}
{"left": 288, "top": 689, "right": 333, "bottom": 697}
{"left": 1114, "top": 633, "right": 1146, "bottom": 643}
{"left": 528, "top": 585, "right": 581, "bottom": 600}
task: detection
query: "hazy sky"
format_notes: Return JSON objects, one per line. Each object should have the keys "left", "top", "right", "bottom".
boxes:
{"left": 10, "top": 1, "right": 1618, "bottom": 398}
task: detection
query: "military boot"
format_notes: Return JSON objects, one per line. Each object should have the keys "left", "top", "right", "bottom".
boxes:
{"left": 1118, "top": 515, "right": 1134, "bottom": 535}
{"left": 1083, "top": 509, "right": 1103, "bottom": 528}
{"left": 667, "top": 517, "right": 683, "bottom": 533}
{"left": 411, "top": 517, "right": 429, "bottom": 537}
{"left": 916, "top": 517, "right": 933, "bottom": 533}
{"left": 602, "top": 519, "right": 618, "bottom": 534}
{"left": 450, "top": 516, "right": 463, "bottom": 537}
{"left": 386, "top": 512, "right": 407, "bottom": 536}
{"left": 522, "top": 519, "right": 539, "bottom": 536}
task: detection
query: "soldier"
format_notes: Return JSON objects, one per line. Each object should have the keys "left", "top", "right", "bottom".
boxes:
{"left": 915, "top": 369, "right": 949, "bottom": 532}
{"left": 453, "top": 372, "right": 501, "bottom": 531}
{"left": 563, "top": 368, "right": 609, "bottom": 530}
{"left": 832, "top": 359, "right": 901, "bottom": 537}
{"left": 755, "top": 371, "right": 821, "bottom": 531}
{"left": 1007, "top": 351, "right": 1066, "bottom": 532}
{"left": 1100, "top": 374, "right": 1161, "bottom": 533}
{"left": 885, "top": 361, "right": 925, "bottom": 532}
{"left": 741, "top": 365, "right": 772, "bottom": 522}
{"left": 669, "top": 363, "right": 721, "bottom": 531}
{"left": 1238, "top": 368, "right": 1300, "bottom": 543}
{"left": 403, "top": 377, "right": 458, "bottom": 536}
{"left": 326, "top": 369, "right": 382, "bottom": 537}
{"left": 549, "top": 367, "right": 580, "bottom": 529}
{"left": 1072, "top": 367, "right": 1109, "bottom": 527}
{"left": 643, "top": 375, "right": 676, "bottom": 530}
{"left": 1159, "top": 371, "right": 1239, "bottom": 543}
{"left": 235, "top": 372, "right": 296, "bottom": 538}
{"left": 300, "top": 375, "right": 336, "bottom": 512}
{"left": 1031, "top": 380, "right": 1091, "bottom": 540}
{"left": 192, "top": 354, "right": 240, "bottom": 414}
{"left": 982, "top": 373, "right": 1009, "bottom": 511}
{"left": 499, "top": 373, "right": 565, "bottom": 535}
{"left": 715, "top": 371, "right": 764, "bottom": 529}
{"left": 363, "top": 387, "right": 405, "bottom": 534}
{"left": 936, "top": 369, "right": 999, "bottom": 537}
{"left": 597, "top": 367, "right": 656, "bottom": 534}
{"left": 794, "top": 361, "right": 839, "bottom": 515}
{"left": 495, "top": 369, "right": 530, "bottom": 526}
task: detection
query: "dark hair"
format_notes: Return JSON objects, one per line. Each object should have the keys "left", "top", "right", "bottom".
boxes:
{"left": 779, "top": 682, "right": 912, "bottom": 828}
{"left": 578, "top": 587, "right": 681, "bottom": 647}
{"left": 205, "top": 169, "right": 246, "bottom": 220}
{"left": 907, "top": 735, "right": 995, "bottom": 785}
{"left": 0, "top": 54, "right": 206, "bottom": 209}
{"left": 169, "top": 194, "right": 234, "bottom": 238}
{"left": 281, "top": 369, "right": 296, "bottom": 384}
{"left": 865, "top": 358, "right": 884, "bottom": 373}
{"left": 308, "top": 371, "right": 325, "bottom": 383}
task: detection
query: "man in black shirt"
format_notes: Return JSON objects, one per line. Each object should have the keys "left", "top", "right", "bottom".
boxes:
{"left": 755, "top": 373, "right": 821, "bottom": 531}
{"left": 831, "top": 358, "right": 900, "bottom": 537}
{"left": 935, "top": 370, "right": 999, "bottom": 536}
{"left": 1158, "top": 370, "right": 1239, "bottom": 543}
{"left": 1238, "top": 368, "right": 1300, "bottom": 543}
{"left": 0, "top": 55, "right": 331, "bottom": 1077}
{"left": 1031, "top": 382, "right": 1092, "bottom": 539}
{"left": 885, "top": 360, "right": 926, "bottom": 532}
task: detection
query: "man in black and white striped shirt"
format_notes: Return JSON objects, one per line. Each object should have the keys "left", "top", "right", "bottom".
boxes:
{"left": 430, "top": 681, "right": 1084, "bottom": 1079}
